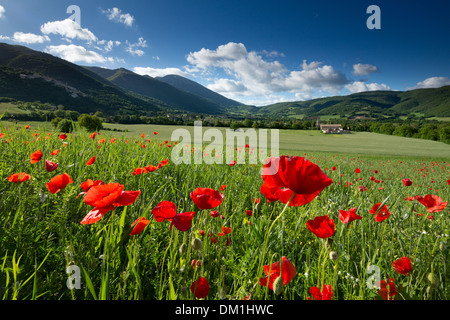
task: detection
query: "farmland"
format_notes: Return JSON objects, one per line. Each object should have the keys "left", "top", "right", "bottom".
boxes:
{"left": 0, "top": 120, "right": 449, "bottom": 300}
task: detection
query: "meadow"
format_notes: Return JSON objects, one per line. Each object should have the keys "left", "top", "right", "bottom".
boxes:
{"left": 0, "top": 120, "right": 449, "bottom": 300}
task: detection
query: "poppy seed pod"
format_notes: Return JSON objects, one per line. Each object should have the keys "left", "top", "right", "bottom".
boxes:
{"left": 427, "top": 273, "right": 440, "bottom": 289}
{"left": 179, "top": 243, "right": 187, "bottom": 255}
{"left": 329, "top": 251, "right": 338, "bottom": 261}
{"left": 273, "top": 276, "right": 284, "bottom": 295}
{"left": 191, "top": 238, "right": 203, "bottom": 251}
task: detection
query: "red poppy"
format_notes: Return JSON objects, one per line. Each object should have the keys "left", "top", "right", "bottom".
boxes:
{"left": 404, "top": 196, "right": 420, "bottom": 201}
{"left": 245, "top": 209, "right": 253, "bottom": 216}
{"left": 358, "top": 185, "right": 367, "bottom": 192}
{"left": 145, "top": 165, "right": 157, "bottom": 172}
{"left": 331, "top": 166, "right": 337, "bottom": 171}
{"left": 210, "top": 210, "right": 220, "bottom": 218}
{"left": 369, "top": 202, "right": 389, "bottom": 215}
{"left": 44, "top": 160, "right": 58, "bottom": 172}
{"left": 220, "top": 184, "right": 227, "bottom": 191}
{"left": 46, "top": 173, "right": 73, "bottom": 194}
{"left": 260, "top": 156, "right": 332, "bottom": 207}
{"left": 89, "top": 132, "right": 96, "bottom": 139}
{"left": 375, "top": 208, "right": 391, "bottom": 222}
{"left": 170, "top": 211, "right": 196, "bottom": 231}
{"left": 378, "top": 278, "right": 397, "bottom": 300}
{"left": 447, "top": 179, "right": 450, "bottom": 185}
{"left": 153, "top": 132, "right": 158, "bottom": 135}
{"left": 190, "top": 188, "right": 224, "bottom": 210}
{"left": 24, "top": 125, "right": 30, "bottom": 129}
{"left": 218, "top": 225, "right": 232, "bottom": 236}
{"left": 30, "top": 149, "right": 43, "bottom": 164}
{"left": 229, "top": 160, "right": 237, "bottom": 166}
{"left": 308, "top": 284, "right": 333, "bottom": 300}
{"left": 151, "top": 200, "right": 177, "bottom": 222}
{"left": 86, "top": 156, "right": 96, "bottom": 166}
{"left": 130, "top": 217, "right": 150, "bottom": 235}
{"left": 132, "top": 168, "right": 144, "bottom": 176}
{"left": 51, "top": 149, "right": 60, "bottom": 156}
{"left": 260, "top": 183, "right": 279, "bottom": 203}
{"left": 259, "top": 256, "right": 296, "bottom": 291}
{"left": 190, "top": 277, "right": 210, "bottom": 299}
{"left": 80, "top": 179, "right": 104, "bottom": 193}
{"left": 81, "top": 183, "right": 140, "bottom": 224}
{"left": 415, "top": 194, "right": 448, "bottom": 213}
{"left": 306, "top": 215, "right": 335, "bottom": 238}
{"left": 7, "top": 172, "right": 31, "bottom": 183}
{"left": 355, "top": 168, "right": 360, "bottom": 173}
{"left": 339, "top": 208, "right": 362, "bottom": 224}
{"left": 402, "top": 178, "right": 413, "bottom": 186}
{"left": 59, "top": 133, "right": 67, "bottom": 140}
{"left": 392, "top": 257, "right": 412, "bottom": 275}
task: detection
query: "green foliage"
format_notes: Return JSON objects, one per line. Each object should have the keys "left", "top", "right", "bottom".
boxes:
{"left": 57, "top": 119, "right": 74, "bottom": 133}
{"left": 78, "top": 114, "right": 103, "bottom": 132}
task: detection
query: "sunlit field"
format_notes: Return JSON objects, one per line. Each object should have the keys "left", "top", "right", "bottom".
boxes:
{"left": 1, "top": 120, "right": 449, "bottom": 300}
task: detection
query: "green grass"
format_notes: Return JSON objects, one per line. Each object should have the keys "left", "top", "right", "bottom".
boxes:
{"left": 0, "top": 103, "right": 28, "bottom": 114}
{"left": 0, "top": 120, "right": 449, "bottom": 301}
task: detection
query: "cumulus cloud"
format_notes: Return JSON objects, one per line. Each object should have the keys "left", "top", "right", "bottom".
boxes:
{"left": 408, "top": 76, "right": 450, "bottom": 90}
{"left": 0, "top": 5, "right": 5, "bottom": 19}
{"left": 97, "top": 39, "right": 121, "bottom": 52}
{"left": 45, "top": 44, "right": 107, "bottom": 64}
{"left": 0, "top": 35, "right": 10, "bottom": 40}
{"left": 186, "top": 42, "right": 349, "bottom": 101}
{"left": 103, "top": 8, "right": 135, "bottom": 27}
{"left": 12, "top": 32, "right": 50, "bottom": 44}
{"left": 126, "top": 37, "right": 147, "bottom": 56}
{"left": 345, "top": 81, "right": 391, "bottom": 93}
{"left": 41, "top": 19, "right": 97, "bottom": 43}
{"left": 352, "top": 63, "right": 379, "bottom": 76}
{"left": 133, "top": 66, "right": 190, "bottom": 78}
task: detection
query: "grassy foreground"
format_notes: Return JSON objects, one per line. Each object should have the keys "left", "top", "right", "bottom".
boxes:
{"left": 0, "top": 120, "right": 449, "bottom": 300}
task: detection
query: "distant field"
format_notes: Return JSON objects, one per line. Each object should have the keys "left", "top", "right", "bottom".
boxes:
{"left": 0, "top": 102, "right": 28, "bottom": 114}
{"left": 3, "top": 120, "right": 450, "bottom": 159}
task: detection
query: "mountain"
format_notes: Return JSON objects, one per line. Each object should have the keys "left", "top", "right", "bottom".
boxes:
{"left": 257, "top": 86, "right": 450, "bottom": 119}
{"left": 0, "top": 42, "right": 161, "bottom": 115}
{"left": 156, "top": 74, "right": 243, "bottom": 108}
{"left": 85, "top": 67, "right": 238, "bottom": 114}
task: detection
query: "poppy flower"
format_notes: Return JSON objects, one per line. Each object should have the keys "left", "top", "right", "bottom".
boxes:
{"left": 59, "top": 133, "right": 67, "bottom": 140}
{"left": 151, "top": 200, "right": 177, "bottom": 222}
{"left": 245, "top": 209, "right": 253, "bottom": 216}
{"left": 260, "top": 156, "right": 332, "bottom": 207}
{"left": 7, "top": 172, "right": 31, "bottom": 183}
{"left": 332, "top": 166, "right": 337, "bottom": 171}
{"left": 339, "top": 208, "right": 362, "bottom": 224}
{"left": 86, "top": 156, "right": 96, "bottom": 166}
{"left": 447, "top": 179, "right": 450, "bottom": 185}
{"left": 153, "top": 132, "right": 158, "bottom": 135}
{"left": 30, "top": 149, "right": 43, "bottom": 164}
{"left": 375, "top": 209, "right": 391, "bottom": 222}
{"left": 306, "top": 215, "right": 335, "bottom": 238}
{"left": 79, "top": 179, "right": 104, "bottom": 193}
{"left": 81, "top": 183, "right": 140, "bottom": 224}
{"left": 46, "top": 173, "right": 73, "bottom": 194}
{"left": 220, "top": 184, "right": 227, "bottom": 191}
{"left": 369, "top": 202, "right": 389, "bottom": 215}
{"left": 415, "top": 194, "right": 448, "bottom": 213}
{"left": 404, "top": 196, "right": 420, "bottom": 201}
{"left": 190, "top": 277, "right": 210, "bottom": 299}
{"left": 210, "top": 210, "right": 220, "bottom": 218}
{"left": 308, "top": 284, "right": 333, "bottom": 300}
{"left": 355, "top": 168, "right": 360, "bottom": 173}
{"left": 132, "top": 168, "right": 144, "bottom": 176}
{"left": 145, "top": 165, "right": 157, "bottom": 172}
{"left": 378, "top": 278, "right": 397, "bottom": 300}
{"left": 170, "top": 211, "right": 196, "bottom": 231}
{"left": 44, "top": 160, "right": 58, "bottom": 172}
{"left": 51, "top": 149, "right": 60, "bottom": 156}
{"left": 130, "top": 217, "right": 150, "bottom": 235}
{"left": 24, "top": 125, "right": 30, "bottom": 129}
{"left": 89, "top": 132, "right": 96, "bottom": 139}
{"left": 358, "top": 185, "right": 367, "bottom": 192}
{"left": 259, "top": 256, "right": 296, "bottom": 291}
{"left": 229, "top": 160, "right": 237, "bottom": 166}
{"left": 190, "top": 188, "right": 224, "bottom": 210}
{"left": 392, "top": 257, "right": 412, "bottom": 275}
{"left": 218, "top": 225, "right": 232, "bottom": 236}
{"left": 402, "top": 179, "right": 413, "bottom": 186}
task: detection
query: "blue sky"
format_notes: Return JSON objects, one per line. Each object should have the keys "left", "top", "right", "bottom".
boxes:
{"left": 0, "top": 0, "right": 449, "bottom": 106}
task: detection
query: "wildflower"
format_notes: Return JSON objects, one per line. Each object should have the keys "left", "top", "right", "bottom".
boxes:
{"left": 30, "top": 149, "right": 43, "bottom": 164}
{"left": 190, "top": 188, "right": 224, "bottom": 210}
{"left": 151, "top": 200, "right": 177, "bottom": 222}
{"left": 259, "top": 256, "right": 296, "bottom": 291}
{"left": 339, "top": 208, "right": 362, "bottom": 224}
{"left": 130, "top": 217, "right": 150, "bottom": 235}
{"left": 190, "top": 277, "right": 210, "bottom": 299}
{"left": 308, "top": 285, "right": 333, "bottom": 300}
{"left": 170, "top": 211, "right": 196, "bottom": 232}
{"left": 46, "top": 173, "right": 73, "bottom": 194}
{"left": 86, "top": 156, "right": 96, "bottom": 166}
{"left": 402, "top": 178, "right": 413, "bottom": 186}
{"left": 260, "top": 156, "right": 332, "bottom": 207}
{"left": 415, "top": 194, "right": 448, "bottom": 213}
{"left": 392, "top": 257, "right": 412, "bottom": 275}
{"left": 44, "top": 160, "right": 58, "bottom": 172}
{"left": 7, "top": 172, "right": 31, "bottom": 183}
{"left": 306, "top": 215, "right": 335, "bottom": 238}
{"left": 378, "top": 278, "right": 397, "bottom": 300}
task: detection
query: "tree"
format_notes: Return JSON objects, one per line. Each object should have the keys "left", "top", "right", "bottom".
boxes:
{"left": 58, "top": 119, "right": 74, "bottom": 133}
{"left": 439, "top": 126, "right": 450, "bottom": 144}
{"left": 78, "top": 114, "right": 103, "bottom": 132}
{"left": 51, "top": 117, "right": 63, "bottom": 129}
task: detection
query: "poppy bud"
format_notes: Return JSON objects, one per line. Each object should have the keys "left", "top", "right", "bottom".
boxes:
{"left": 427, "top": 272, "right": 440, "bottom": 288}
{"left": 439, "top": 242, "right": 446, "bottom": 251}
{"left": 191, "top": 238, "right": 203, "bottom": 251}
{"left": 329, "top": 251, "right": 338, "bottom": 261}
{"left": 179, "top": 243, "right": 187, "bottom": 255}
{"left": 273, "top": 276, "right": 284, "bottom": 295}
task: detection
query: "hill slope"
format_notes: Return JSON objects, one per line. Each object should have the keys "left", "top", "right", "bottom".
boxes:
{"left": 0, "top": 42, "right": 161, "bottom": 115}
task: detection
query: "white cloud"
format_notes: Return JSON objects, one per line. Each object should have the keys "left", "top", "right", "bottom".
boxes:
{"left": 0, "top": 5, "right": 5, "bottom": 19}
{"left": 41, "top": 19, "right": 97, "bottom": 43}
{"left": 352, "top": 63, "right": 379, "bottom": 76}
{"left": 97, "top": 40, "right": 121, "bottom": 52}
{"left": 103, "top": 8, "right": 135, "bottom": 27}
{"left": 133, "top": 66, "right": 190, "bottom": 78}
{"left": 345, "top": 81, "right": 391, "bottom": 93}
{"left": 408, "top": 76, "right": 450, "bottom": 90}
{"left": 45, "top": 44, "right": 107, "bottom": 64}
{"left": 12, "top": 32, "right": 50, "bottom": 44}
{"left": 0, "top": 35, "right": 10, "bottom": 40}
{"left": 186, "top": 42, "right": 349, "bottom": 101}
{"left": 126, "top": 37, "right": 147, "bottom": 56}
